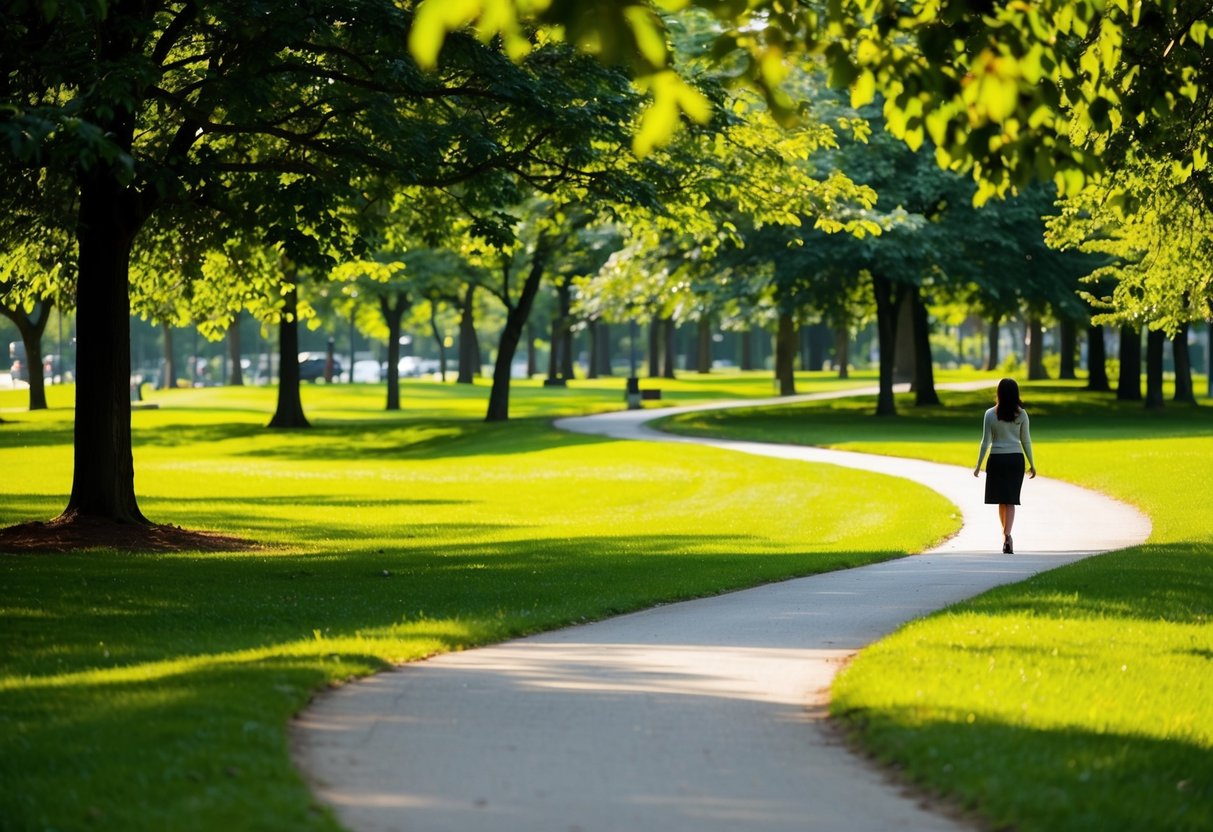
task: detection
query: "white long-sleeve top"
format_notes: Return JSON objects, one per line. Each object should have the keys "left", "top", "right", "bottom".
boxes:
{"left": 977, "top": 406, "right": 1034, "bottom": 468}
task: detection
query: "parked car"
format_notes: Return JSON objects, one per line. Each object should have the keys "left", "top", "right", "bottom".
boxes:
{"left": 298, "top": 354, "right": 342, "bottom": 383}
{"left": 352, "top": 359, "right": 381, "bottom": 383}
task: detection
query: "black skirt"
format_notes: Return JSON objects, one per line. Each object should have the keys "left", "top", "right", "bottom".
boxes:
{"left": 985, "top": 453, "right": 1026, "bottom": 505}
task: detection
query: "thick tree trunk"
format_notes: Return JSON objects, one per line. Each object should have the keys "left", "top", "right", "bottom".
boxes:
{"left": 1145, "top": 328, "right": 1166, "bottom": 409}
{"left": 871, "top": 273, "right": 906, "bottom": 416}
{"left": 487, "top": 241, "right": 550, "bottom": 422}
{"left": 662, "top": 317, "right": 677, "bottom": 379}
{"left": 1117, "top": 325, "right": 1143, "bottom": 401}
{"left": 1026, "top": 316, "right": 1047, "bottom": 380}
{"left": 1087, "top": 324, "right": 1110, "bottom": 391}
{"left": 697, "top": 318, "right": 712, "bottom": 374}
{"left": 1059, "top": 319, "right": 1077, "bottom": 380}
{"left": 740, "top": 327, "right": 754, "bottom": 371}
{"left": 1172, "top": 324, "right": 1196, "bottom": 404}
{"left": 227, "top": 314, "right": 244, "bottom": 386}
{"left": 984, "top": 317, "right": 1001, "bottom": 371}
{"left": 268, "top": 284, "right": 310, "bottom": 428}
{"left": 457, "top": 285, "right": 479, "bottom": 383}
{"left": 380, "top": 292, "right": 409, "bottom": 411}
{"left": 893, "top": 291, "right": 915, "bottom": 383}
{"left": 63, "top": 173, "right": 147, "bottom": 524}
{"left": 911, "top": 288, "right": 940, "bottom": 406}
{"left": 775, "top": 313, "right": 797, "bottom": 396}
{"left": 0, "top": 299, "right": 51, "bottom": 411}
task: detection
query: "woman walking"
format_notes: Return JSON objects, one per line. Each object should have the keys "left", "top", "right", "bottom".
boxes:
{"left": 974, "top": 378, "right": 1036, "bottom": 553}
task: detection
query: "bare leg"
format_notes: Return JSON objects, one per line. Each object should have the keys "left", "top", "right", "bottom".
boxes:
{"left": 998, "top": 504, "right": 1007, "bottom": 535}
{"left": 1003, "top": 504, "right": 1016, "bottom": 537}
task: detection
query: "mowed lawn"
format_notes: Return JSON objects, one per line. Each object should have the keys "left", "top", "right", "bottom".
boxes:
{"left": 0, "top": 372, "right": 957, "bottom": 831}
{"left": 663, "top": 380, "right": 1213, "bottom": 832}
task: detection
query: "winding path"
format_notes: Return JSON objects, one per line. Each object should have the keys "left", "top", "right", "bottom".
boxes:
{"left": 292, "top": 383, "right": 1151, "bottom": 832}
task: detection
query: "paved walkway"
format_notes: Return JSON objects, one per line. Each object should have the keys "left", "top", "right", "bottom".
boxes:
{"left": 292, "top": 384, "right": 1151, "bottom": 832}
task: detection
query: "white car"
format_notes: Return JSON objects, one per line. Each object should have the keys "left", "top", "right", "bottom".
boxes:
{"left": 353, "top": 359, "right": 382, "bottom": 383}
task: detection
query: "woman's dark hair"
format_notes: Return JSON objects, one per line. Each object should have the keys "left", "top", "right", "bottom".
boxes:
{"left": 996, "top": 378, "right": 1023, "bottom": 422}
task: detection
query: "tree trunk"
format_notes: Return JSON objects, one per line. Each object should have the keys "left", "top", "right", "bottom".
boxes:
{"left": 893, "top": 291, "right": 915, "bottom": 383}
{"left": 740, "top": 327, "right": 754, "bottom": 371}
{"left": 984, "top": 317, "right": 1001, "bottom": 371}
{"left": 227, "top": 312, "right": 244, "bottom": 386}
{"left": 648, "top": 316, "right": 661, "bottom": 377}
{"left": 0, "top": 299, "right": 51, "bottom": 410}
{"left": 598, "top": 323, "right": 613, "bottom": 376}
{"left": 1145, "top": 328, "right": 1166, "bottom": 409}
{"left": 911, "top": 288, "right": 940, "bottom": 406}
{"left": 487, "top": 240, "right": 550, "bottom": 422}
{"left": 775, "top": 313, "right": 797, "bottom": 396}
{"left": 1087, "top": 324, "right": 1110, "bottom": 391}
{"left": 807, "top": 323, "right": 828, "bottom": 371}
{"left": 62, "top": 172, "right": 147, "bottom": 524}
{"left": 430, "top": 306, "right": 447, "bottom": 382}
{"left": 558, "top": 282, "right": 575, "bottom": 381}
{"left": 268, "top": 283, "right": 310, "bottom": 428}
{"left": 546, "top": 302, "right": 563, "bottom": 384}
{"left": 586, "top": 320, "right": 600, "bottom": 380}
{"left": 1058, "top": 318, "right": 1077, "bottom": 380}
{"left": 1172, "top": 324, "right": 1196, "bottom": 404}
{"left": 161, "top": 322, "right": 177, "bottom": 390}
{"left": 380, "top": 292, "right": 409, "bottom": 411}
{"left": 697, "top": 318, "right": 712, "bottom": 374}
{"left": 457, "top": 284, "right": 479, "bottom": 383}
{"left": 1026, "top": 316, "right": 1048, "bottom": 380}
{"left": 662, "top": 317, "right": 677, "bottom": 379}
{"left": 525, "top": 323, "right": 537, "bottom": 378}
{"left": 872, "top": 273, "right": 906, "bottom": 416}
{"left": 1117, "top": 325, "right": 1143, "bottom": 401}
{"left": 834, "top": 321, "right": 850, "bottom": 379}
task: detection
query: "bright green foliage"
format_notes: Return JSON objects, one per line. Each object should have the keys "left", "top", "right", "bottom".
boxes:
{"left": 406, "top": 1, "right": 1213, "bottom": 209}
{"left": 663, "top": 383, "right": 1213, "bottom": 832}
{"left": 1047, "top": 162, "right": 1213, "bottom": 336}
{"left": 0, "top": 377, "right": 954, "bottom": 830}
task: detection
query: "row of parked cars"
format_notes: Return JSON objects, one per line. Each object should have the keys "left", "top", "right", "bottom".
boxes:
{"left": 297, "top": 354, "right": 442, "bottom": 383}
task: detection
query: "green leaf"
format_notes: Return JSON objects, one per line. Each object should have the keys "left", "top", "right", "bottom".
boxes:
{"left": 851, "top": 70, "right": 876, "bottom": 108}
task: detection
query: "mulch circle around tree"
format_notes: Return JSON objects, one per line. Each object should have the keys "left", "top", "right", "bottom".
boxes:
{"left": 0, "top": 517, "right": 261, "bottom": 554}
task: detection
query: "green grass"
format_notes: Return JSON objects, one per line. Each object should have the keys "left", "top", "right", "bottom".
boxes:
{"left": 662, "top": 380, "right": 1213, "bottom": 832}
{"left": 0, "top": 372, "right": 957, "bottom": 831}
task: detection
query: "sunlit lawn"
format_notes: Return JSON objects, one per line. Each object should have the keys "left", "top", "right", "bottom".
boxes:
{"left": 663, "top": 379, "right": 1213, "bottom": 832}
{"left": 0, "top": 371, "right": 963, "bottom": 831}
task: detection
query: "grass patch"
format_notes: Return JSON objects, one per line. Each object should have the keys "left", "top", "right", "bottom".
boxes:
{"left": 662, "top": 380, "right": 1213, "bottom": 831}
{"left": 0, "top": 374, "right": 957, "bottom": 831}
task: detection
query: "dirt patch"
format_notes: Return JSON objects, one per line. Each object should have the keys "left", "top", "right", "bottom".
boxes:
{"left": 0, "top": 516, "right": 262, "bottom": 554}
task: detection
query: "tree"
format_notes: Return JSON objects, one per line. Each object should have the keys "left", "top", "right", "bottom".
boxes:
{"left": 1, "top": 1, "right": 669, "bottom": 526}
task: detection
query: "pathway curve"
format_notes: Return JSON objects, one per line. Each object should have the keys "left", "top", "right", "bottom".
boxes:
{"left": 292, "top": 383, "right": 1151, "bottom": 832}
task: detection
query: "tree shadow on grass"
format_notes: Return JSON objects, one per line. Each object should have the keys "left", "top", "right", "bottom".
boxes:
{"left": 835, "top": 707, "right": 1213, "bottom": 832}
{"left": 954, "top": 542, "right": 1213, "bottom": 626}
{"left": 0, "top": 523, "right": 905, "bottom": 831}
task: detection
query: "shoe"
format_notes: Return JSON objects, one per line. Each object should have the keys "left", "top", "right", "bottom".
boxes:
{"left": 1005, "top": 536, "right": 1014, "bottom": 554}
